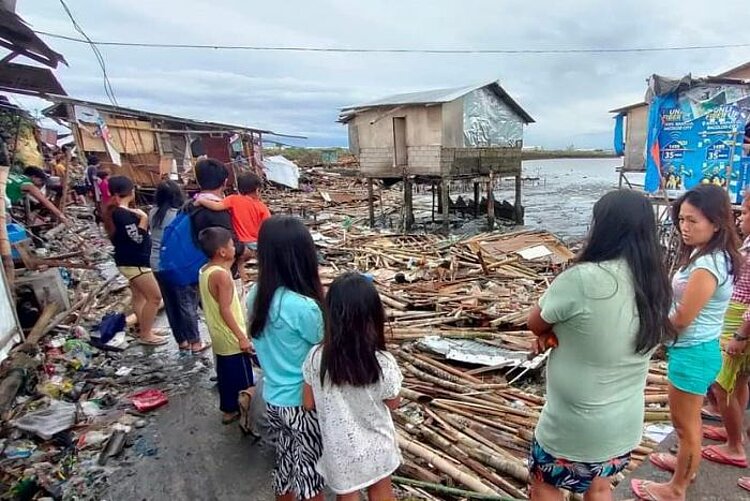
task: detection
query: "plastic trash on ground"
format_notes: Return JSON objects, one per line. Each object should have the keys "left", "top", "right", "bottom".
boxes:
{"left": 130, "top": 389, "right": 169, "bottom": 412}
{"left": 12, "top": 400, "right": 77, "bottom": 440}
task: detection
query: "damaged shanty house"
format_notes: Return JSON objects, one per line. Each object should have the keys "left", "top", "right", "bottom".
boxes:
{"left": 41, "top": 96, "right": 303, "bottom": 189}
{"left": 339, "top": 80, "right": 534, "bottom": 231}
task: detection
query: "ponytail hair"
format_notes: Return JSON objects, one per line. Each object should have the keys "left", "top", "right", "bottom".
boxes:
{"left": 102, "top": 176, "right": 135, "bottom": 238}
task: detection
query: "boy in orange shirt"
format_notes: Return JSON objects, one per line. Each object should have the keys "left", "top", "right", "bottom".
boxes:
{"left": 195, "top": 172, "right": 271, "bottom": 250}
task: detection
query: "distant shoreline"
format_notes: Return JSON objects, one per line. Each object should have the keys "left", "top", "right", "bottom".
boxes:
{"left": 263, "top": 147, "right": 618, "bottom": 166}
{"left": 521, "top": 150, "right": 617, "bottom": 160}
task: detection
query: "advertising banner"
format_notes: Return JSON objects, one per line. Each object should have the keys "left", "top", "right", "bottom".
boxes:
{"left": 645, "top": 82, "right": 750, "bottom": 203}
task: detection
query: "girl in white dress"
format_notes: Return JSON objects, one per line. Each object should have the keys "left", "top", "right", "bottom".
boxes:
{"left": 303, "top": 272, "right": 403, "bottom": 500}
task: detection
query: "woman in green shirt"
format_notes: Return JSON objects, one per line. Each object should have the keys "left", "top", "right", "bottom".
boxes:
{"left": 526, "top": 190, "right": 674, "bottom": 501}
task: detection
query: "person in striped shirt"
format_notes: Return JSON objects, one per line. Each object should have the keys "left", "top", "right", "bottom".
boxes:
{"left": 702, "top": 194, "right": 750, "bottom": 482}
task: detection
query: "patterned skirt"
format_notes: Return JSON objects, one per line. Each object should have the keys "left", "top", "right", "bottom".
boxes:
{"left": 266, "top": 404, "right": 325, "bottom": 499}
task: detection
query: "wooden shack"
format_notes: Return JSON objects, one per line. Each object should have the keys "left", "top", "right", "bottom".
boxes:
{"left": 339, "top": 81, "right": 534, "bottom": 230}
{"left": 42, "top": 96, "right": 301, "bottom": 188}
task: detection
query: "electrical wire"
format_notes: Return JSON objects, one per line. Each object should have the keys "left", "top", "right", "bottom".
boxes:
{"left": 56, "top": 0, "right": 118, "bottom": 106}
{"left": 34, "top": 29, "right": 750, "bottom": 55}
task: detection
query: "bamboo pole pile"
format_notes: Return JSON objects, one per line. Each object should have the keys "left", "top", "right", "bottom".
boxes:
{"left": 388, "top": 341, "right": 667, "bottom": 500}
{"left": 252, "top": 216, "right": 672, "bottom": 500}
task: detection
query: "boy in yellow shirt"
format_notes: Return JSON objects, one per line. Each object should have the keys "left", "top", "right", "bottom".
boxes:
{"left": 197, "top": 227, "right": 254, "bottom": 424}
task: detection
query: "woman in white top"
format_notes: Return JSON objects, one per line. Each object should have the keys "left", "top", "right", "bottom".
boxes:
{"left": 303, "top": 272, "right": 403, "bottom": 500}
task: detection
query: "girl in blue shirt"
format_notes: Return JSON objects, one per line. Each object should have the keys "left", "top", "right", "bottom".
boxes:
{"left": 247, "top": 215, "right": 325, "bottom": 501}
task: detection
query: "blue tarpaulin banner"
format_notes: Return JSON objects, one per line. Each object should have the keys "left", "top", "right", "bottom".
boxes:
{"left": 614, "top": 113, "right": 625, "bottom": 156}
{"left": 645, "top": 81, "right": 750, "bottom": 203}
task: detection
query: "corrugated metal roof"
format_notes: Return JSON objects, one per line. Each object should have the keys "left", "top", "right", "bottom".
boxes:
{"left": 339, "top": 80, "right": 534, "bottom": 124}
{"left": 41, "top": 95, "right": 304, "bottom": 139}
{"left": 342, "top": 82, "right": 484, "bottom": 109}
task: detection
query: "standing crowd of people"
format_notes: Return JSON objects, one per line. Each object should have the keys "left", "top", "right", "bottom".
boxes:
{"left": 99, "top": 153, "right": 750, "bottom": 501}
{"left": 102, "top": 158, "right": 403, "bottom": 501}
{"left": 530, "top": 184, "right": 750, "bottom": 501}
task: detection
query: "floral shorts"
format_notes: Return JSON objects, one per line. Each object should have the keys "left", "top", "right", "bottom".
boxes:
{"left": 528, "top": 437, "right": 630, "bottom": 494}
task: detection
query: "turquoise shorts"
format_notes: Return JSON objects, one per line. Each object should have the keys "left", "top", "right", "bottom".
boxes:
{"left": 667, "top": 338, "right": 722, "bottom": 395}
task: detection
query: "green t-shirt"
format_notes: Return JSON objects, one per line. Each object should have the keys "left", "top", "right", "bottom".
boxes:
{"left": 6, "top": 174, "right": 31, "bottom": 204}
{"left": 535, "top": 259, "right": 649, "bottom": 463}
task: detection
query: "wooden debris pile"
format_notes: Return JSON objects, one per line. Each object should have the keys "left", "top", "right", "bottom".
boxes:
{"left": 263, "top": 167, "right": 400, "bottom": 225}
{"left": 272, "top": 224, "right": 672, "bottom": 500}
{"left": 389, "top": 340, "right": 667, "bottom": 500}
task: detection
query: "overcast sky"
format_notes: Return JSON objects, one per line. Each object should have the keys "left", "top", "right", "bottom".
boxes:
{"left": 12, "top": 0, "right": 750, "bottom": 148}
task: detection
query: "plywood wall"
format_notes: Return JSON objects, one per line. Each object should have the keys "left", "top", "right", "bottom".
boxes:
{"left": 624, "top": 105, "right": 648, "bottom": 172}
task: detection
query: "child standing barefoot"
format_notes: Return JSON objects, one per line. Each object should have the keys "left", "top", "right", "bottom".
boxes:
{"left": 303, "top": 272, "right": 403, "bottom": 500}
{"left": 197, "top": 227, "right": 255, "bottom": 424}
{"left": 248, "top": 216, "right": 326, "bottom": 501}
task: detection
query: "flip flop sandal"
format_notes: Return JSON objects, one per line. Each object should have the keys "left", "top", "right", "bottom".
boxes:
{"left": 648, "top": 454, "right": 697, "bottom": 482}
{"left": 138, "top": 337, "right": 168, "bottom": 347}
{"left": 703, "top": 424, "right": 728, "bottom": 441}
{"left": 152, "top": 328, "right": 171, "bottom": 337}
{"left": 222, "top": 413, "right": 240, "bottom": 425}
{"left": 702, "top": 406, "right": 722, "bottom": 421}
{"left": 191, "top": 340, "right": 212, "bottom": 354}
{"left": 702, "top": 444, "right": 749, "bottom": 468}
{"left": 631, "top": 479, "right": 665, "bottom": 501}
{"left": 238, "top": 389, "right": 260, "bottom": 441}
{"left": 739, "top": 477, "right": 750, "bottom": 492}
{"left": 649, "top": 452, "right": 677, "bottom": 473}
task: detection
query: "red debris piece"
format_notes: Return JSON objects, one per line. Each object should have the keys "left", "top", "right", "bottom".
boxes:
{"left": 130, "top": 389, "right": 168, "bottom": 412}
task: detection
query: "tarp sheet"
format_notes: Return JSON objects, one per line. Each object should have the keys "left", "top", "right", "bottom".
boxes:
{"left": 262, "top": 155, "right": 299, "bottom": 190}
{"left": 463, "top": 87, "right": 523, "bottom": 147}
{"left": 614, "top": 113, "right": 625, "bottom": 156}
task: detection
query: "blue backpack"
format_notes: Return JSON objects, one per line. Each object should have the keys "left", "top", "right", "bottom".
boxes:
{"left": 159, "top": 209, "right": 207, "bottom": 286}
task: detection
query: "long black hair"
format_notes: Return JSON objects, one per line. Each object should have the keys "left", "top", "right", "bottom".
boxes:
{"left": 577, "top": 189, "right": 675, "bottom": 353}
{"left": 152, "top": 180, "right": 185, "bottom": 229}
{"left": 671, "top": 184, "right": 743, "bottom": 281}
{"left": 250, "top": 215, "right": 324, "bottom": 338}
{"left": 320, "top": 272, "right": 386, "bottom": 387}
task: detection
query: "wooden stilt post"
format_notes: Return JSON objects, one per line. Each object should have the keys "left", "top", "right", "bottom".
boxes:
{"left": 487, "top": 173, "right": 495, "bottom": 230}
{"left": 367, "top": 178, "right": 375, "bottom": 228}
{"left": 442, "top": 179, "right": 450, "bottom": 234}
{"left": 473, "top": 181, "right": 480, "bottom": 217}
{"left": 431, "top": 182, "right": 436, "bottom": 222}
{"left": 514, "top": 173, "right": 523, "bottom": 224}
{"left": 404, "top": 177, "right": 414, "bottom": 231}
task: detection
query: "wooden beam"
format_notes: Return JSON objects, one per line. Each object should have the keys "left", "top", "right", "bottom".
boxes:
{"left": 487, "top": 173, "right": 495, "bottom": 230}
{"left": 442, "top": 179, "right": 450, "bottom": 234}
{"left": 367, "top": 178, "right": 375, "bottom": 228}
{"left": 514, "top": 174, "right": 523, "bottom": 224}
{"left": 404, "top": 177, "right": 414, "bottom": 231}
{"left": 473, "top": 181, "right": 480, "bottom": 217}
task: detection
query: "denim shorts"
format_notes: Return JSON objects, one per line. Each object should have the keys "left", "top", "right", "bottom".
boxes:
{"left": 667, "top": 338, "right": 722, "bottom": 395}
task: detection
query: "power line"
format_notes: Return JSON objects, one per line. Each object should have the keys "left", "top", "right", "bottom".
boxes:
{"left": 56, "top": 1, "right": 118, "bottom": 106}
{"left": 34, "top": 30, "right": 750, "bottom": 54}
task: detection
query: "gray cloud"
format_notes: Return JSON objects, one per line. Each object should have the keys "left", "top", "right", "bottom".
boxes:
{"left": 14, "top": 0, "right": 750, "bottom": 148}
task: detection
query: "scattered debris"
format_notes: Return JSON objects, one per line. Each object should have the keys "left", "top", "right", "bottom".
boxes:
{"left": 0, "top": 166, "right": 673, "bottom": 500}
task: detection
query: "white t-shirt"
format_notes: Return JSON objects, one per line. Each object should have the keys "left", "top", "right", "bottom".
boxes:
{"left": 302, "top": 346, "right": 403, "bottom": 494}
